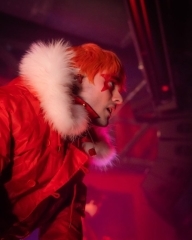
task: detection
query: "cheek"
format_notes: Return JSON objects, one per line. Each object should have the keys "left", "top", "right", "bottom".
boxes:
{"left": 93, "top": 93, "right": 108, "bottom": 108}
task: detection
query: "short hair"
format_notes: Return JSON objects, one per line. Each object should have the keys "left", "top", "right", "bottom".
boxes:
{"left": 71, "top": 43, "right": 126, "bottom": 89}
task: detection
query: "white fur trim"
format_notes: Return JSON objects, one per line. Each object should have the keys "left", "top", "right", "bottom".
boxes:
{"left": 19, "top": 40, "right": 89, "bottom": 137}
{"left": 90, "top": 141, "right": 117, "bottom": 168}
{"left": 89, "top": 126, "right": 117, "bottom": 168}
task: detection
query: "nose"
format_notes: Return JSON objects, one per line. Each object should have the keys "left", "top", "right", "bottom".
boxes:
{"left": 112, "top": 87, "right": 123, "bottom": 105}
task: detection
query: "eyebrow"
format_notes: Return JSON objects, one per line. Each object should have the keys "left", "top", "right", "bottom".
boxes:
{"left": 101, "top": 73, "right": 120, "bottom": 83}
{"left": 111, "top": 76, "right": 120, "bottom": 83}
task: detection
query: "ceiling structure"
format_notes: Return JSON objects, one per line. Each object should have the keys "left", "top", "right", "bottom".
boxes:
{"left": 0, "top": 0, "right": 131, "bottom": 48}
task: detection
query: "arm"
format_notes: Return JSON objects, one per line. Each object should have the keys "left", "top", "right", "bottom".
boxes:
{"left": 0, "top": 104, "right": 11, "bottom": 176}
{"left": 0, "top": 102, "right": 17, "bottom": 235}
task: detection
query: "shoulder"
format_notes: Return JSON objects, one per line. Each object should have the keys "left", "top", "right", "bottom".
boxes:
{"left": 0, "top": 77, "right": 38, "bottom": 112}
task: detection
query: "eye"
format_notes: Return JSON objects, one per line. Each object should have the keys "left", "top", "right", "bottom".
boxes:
{"left": 108, "top": 81, "right": 115, "bottom": 90}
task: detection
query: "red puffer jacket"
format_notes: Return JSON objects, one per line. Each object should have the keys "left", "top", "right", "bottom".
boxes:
{"left": 0, "top": 40, "right": 116, "bottom": 238}
{"left": 0, "top": 78, "right": 89, "bottom": 222}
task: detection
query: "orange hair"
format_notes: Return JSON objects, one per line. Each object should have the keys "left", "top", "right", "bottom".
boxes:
{"left": 71, "top": 43, "right": 126, "bottom": 89}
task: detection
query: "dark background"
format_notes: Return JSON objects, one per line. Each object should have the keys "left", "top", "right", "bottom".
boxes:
{"left": 0, "top": 1, "right": 192, "bottom": 239}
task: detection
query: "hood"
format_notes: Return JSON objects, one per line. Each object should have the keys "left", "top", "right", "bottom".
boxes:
{"left": 19, "top": 39, "right": 89, "bottom": 138}
{"left": 19, "top": 39, "right": 117, "bottom": 167}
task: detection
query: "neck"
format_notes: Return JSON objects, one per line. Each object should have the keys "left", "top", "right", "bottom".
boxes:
{"left": 74, "top": 96, "right": 99, "bottom": 121}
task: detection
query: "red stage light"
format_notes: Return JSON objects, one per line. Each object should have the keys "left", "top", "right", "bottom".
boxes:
{"left": 161, "top": 85, "right": 170, "bottom": 92}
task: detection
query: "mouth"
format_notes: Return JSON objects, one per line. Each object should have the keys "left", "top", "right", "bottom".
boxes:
{"left": 106, "top": 106, "right": 115, "bottom": 115}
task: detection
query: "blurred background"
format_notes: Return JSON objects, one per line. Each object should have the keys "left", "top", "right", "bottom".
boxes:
{"left": 0, "top": 0, "right": 192, "bottom": 239}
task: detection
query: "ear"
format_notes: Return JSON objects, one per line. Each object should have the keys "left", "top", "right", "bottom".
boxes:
{"left": 74, "top": 74, "right": 84, "bottom": 84}
{"left": 72, "top": 74, "right": 84, "bottom": 95}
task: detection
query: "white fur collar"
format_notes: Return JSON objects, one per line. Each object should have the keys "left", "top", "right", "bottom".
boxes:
{"left": 19, "top": 40, "right": 116, "bottom": 167}
{"left": 19, "top": 40, "right": 89, "bottom": 138}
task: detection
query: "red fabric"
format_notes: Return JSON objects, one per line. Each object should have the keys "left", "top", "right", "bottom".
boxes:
{"left": 39, "top": 194, "right": 84, "bottom": 240}
{"left": 115, "top": 105, "right": 158, "bottom": 161}
{"left": 74, "top": 96, "right": 99, "bottom": 120}
{"left": 0, "top": 77, "right": 89, "bottom": 237}
{"left": 39, "top": 206, "right": 83, "bottom": 240}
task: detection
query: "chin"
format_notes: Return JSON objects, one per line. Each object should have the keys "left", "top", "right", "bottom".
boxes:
{"left": 92, "top": 118, "right": 109, "bottom": 127}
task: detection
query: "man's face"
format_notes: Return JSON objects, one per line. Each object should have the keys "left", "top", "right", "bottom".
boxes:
{"left": 79, "top": 71, "right": 123, "bottom": 126}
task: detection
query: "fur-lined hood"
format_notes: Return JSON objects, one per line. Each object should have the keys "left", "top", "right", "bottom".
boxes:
{"left": 19, "top": 39, "right": 116, "bottom": 167}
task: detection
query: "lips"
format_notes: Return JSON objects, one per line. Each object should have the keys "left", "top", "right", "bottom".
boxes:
{"left": 107, "top": 108, "right": 112, "bottom": 114}
{"left": 106, "top": 106, "right": 115, "bottom": 115}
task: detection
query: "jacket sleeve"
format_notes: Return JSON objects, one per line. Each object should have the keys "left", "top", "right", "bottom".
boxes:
{"left": 0, "top": 103, "right": 11, "bottom": 175}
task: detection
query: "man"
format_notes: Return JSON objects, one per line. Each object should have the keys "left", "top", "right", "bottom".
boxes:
{"left": 0, "top": 39, "right": 125, "bottom": 239}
